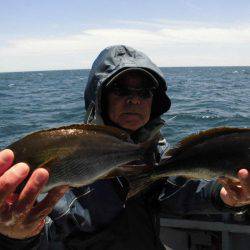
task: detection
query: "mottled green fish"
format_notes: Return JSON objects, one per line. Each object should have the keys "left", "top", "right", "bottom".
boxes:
{"left": 6, "top": 124, "right": 156, "bottom": 193}
{"left": 127, "top": 127, "right": 250, "bottom": 197}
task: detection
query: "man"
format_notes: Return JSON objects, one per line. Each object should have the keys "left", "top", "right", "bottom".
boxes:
{"left": 0, "top": 45, "right": 249, "bottom": 249}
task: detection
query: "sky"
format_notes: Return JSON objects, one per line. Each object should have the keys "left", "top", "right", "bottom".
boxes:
{"left": 0, "top": 0, "right": 250, "bottom": 72}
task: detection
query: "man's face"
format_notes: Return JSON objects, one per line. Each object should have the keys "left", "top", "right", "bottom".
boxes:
{"left": 106, "top": 72, "right": 153, "bottom": 131}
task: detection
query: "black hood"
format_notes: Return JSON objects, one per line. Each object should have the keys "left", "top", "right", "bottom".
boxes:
{"left": 84, "top": 45, "right": 171, "bottom": 121}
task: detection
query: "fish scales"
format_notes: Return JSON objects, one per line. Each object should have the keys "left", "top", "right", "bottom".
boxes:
{"left": 158, "top": 129, "right": 250, "bottom": 179}
{"left": 9, "top": 126, "right": 132, "bottom": 168}
{"left": 127, "top": 127, "right": 250, "bottom": 198}
{"left": 47, "top": 144, "right": 142, "bottom": 191}
{"left": 158, "top": 128, "right": 250, "bottom": 179}
{"left": 6, "top": 124, "right": 153, "bottom": 193}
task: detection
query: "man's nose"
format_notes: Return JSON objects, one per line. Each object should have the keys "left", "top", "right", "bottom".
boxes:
{"left": 126, "top": 95, "right": 141, "bottom": 105}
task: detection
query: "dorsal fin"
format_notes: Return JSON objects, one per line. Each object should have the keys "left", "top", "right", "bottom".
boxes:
{"left": 46, "top": 124, "right": 131, "bottom": 141}
{"left": 9, "top": 124, "right": 131, "bottom": 147}
{"left": 165, "top": 127, "right": 250, "bottom": 157}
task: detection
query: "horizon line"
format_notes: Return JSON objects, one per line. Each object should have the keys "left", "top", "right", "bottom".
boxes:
{"left": 0, "top": 65, "right": 250, "bottom": 74}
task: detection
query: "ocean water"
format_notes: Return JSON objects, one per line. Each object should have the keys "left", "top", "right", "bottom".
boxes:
{"left": 0, "top": 67, "right": 249, "bottom": 149}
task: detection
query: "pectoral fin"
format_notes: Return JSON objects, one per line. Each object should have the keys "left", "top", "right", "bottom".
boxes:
{"left": 102, "top": 164, "right": 152, "bottom": 179}
{"left": 14, "top": 157, "right": 59, "bottom": 194}
{"left": 37, "top": 156, "right": 59, "bottom": 172}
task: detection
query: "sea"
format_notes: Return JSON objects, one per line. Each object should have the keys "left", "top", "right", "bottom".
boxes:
{"left": 0, "top": 67, "right": 249, "bottom": 149}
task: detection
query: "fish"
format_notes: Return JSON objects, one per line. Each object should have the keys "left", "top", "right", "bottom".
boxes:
{"left": 6, "top": 124, "right": 157, "bottom": 193}
{"left": 127, "top": 127, "right": 250, "bottom": 197}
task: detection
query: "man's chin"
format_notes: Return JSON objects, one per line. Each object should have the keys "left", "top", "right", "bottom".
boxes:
{"left": 118, "top": 116, "right": 145, "bottom": 131}
{"left": 121, "top": 124, "right": 141, "bottom": 131}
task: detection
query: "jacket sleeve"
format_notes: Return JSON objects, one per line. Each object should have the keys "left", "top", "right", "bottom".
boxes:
{"left": 0, "top": 209, "right": 99, "bottom": 250}
{"left": 155, "top": 137, "right": 244, "bottom": 215}
{"left": 156, "top": 176, "right": 244, "bottom": 215}
{"left": 0, "top": 232, "right": 43, "bottom": 250}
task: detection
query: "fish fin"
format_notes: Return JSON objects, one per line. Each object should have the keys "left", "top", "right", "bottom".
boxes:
{"left": 102, "top": 165, "right": 152, "bottom": 179}
{"left": 127, "top": 174, "right": 154, "bottom": 198}
{"left": 80, "top": 124, "right": 131, "bottom": 142}
{"left": 159, "top": 156, "right": 172, "bottom": 166}
{"left": 139, "top": 134, "right": 161, "bottom": 166}
{"left": 102, "top": 169, "right": 124, "bottom": 179}
{"left": 124, "top": 167, "right": 156, "bottom": 198}
{"left": 15, "top": 157, "right": 58, "bottom": 194}
{"left": 8, "top": 124, "right": 131, "bottom": 151}
{"left": 44, "top": 124, "right": 131, "bottom": 142}
{"left": 36, "top": 156, "right": 58, "bottom": 171}
{"left": 174, "top": 174, "right": 206, "bottom": 180}
{"left": 165, "top": 127, "right": 250, "bottom": 157}
{"left": 121, "top": 164, "right": 152, "bottom": 174}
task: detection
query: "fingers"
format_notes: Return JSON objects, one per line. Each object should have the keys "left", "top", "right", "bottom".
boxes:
{"left": 238, "top": 169, "right": 250, "bottom": 198}
{"left": 218, "top": 171, "right": 250, "bottom": 207}
{"left": 0, "top": 149, "right": 14, "bottom": 176}
{"left": 0, "top": 163, "right": 30, "bottom": 205}
{"left": 218, "top": 178, "right": 238, "bottom": 203}
{"left": 26, "top": 185, "right": 69, "bottom": 223}
{"left": 28, "top": 219, "right": 46, "bottom": 237}
{"left": 217, "top": 176, "right": 240, "bottom": 193}
{"left": 14, "top": 168, "right": 49, "bottom": 214}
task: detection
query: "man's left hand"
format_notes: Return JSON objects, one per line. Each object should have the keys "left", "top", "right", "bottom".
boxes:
{"left": 219, "top": 169, "right": 250, "bottom": 207}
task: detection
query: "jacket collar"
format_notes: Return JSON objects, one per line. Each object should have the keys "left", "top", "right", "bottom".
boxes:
{"left": 84, "top": 102, "right": 165, "bottom": 143}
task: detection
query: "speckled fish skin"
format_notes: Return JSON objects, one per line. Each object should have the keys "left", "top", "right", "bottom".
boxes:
{"left": 142, "top": 127, "right": 250, "bottom": 182}
{"left": 6, "top": 124, "right": 154, "bottom": 193}
{"left": 156, "top": 127, "right": 250, "bottom": 179}
{"left": 127, "top": 127, "right": 250, "bottom": 197}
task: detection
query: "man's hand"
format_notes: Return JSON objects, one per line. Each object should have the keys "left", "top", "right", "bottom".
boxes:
{"left": 218, "top": 169, "right": 250, "bottom": 207}
{"left": 0, "top": 149, "right": 68, "bottom": 239}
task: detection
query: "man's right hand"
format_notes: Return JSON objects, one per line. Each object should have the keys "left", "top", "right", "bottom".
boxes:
{"left": 0, "top": 149, "right": 68, "bottom": 239}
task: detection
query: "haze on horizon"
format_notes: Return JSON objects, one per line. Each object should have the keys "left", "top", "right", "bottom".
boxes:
{"left": 1, "top": 0, "right": 250, "bottom": 73}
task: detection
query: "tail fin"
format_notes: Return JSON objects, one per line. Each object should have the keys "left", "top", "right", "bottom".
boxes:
{"left": 126, "top": 162, "right": 176, "bottom": 198}
{"left": 126, "top": 170, "right": 154, "bottom": 198}
{"left": 138, "top": 134, "right": 160, "bottom": 166}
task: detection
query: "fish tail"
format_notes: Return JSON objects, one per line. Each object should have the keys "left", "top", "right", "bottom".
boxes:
{"left": 127, "top": 170, "right": 154, "bottom": 198}
{"left": 139, "top": 135, "right": 160, "bottom": 166}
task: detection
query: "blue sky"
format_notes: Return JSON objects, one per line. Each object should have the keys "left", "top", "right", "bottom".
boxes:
{"left": 1, "top": 0, "right": 250, "bottom": 72}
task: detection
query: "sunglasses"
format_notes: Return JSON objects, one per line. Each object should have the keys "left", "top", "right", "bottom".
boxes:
{"left": 109, "top": 86, "right": 154, "bottom": 99}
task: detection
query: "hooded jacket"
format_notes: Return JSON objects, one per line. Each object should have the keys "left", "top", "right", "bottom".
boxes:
{"left": 0, "top": 45, "right": 228, "bottom": 250}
